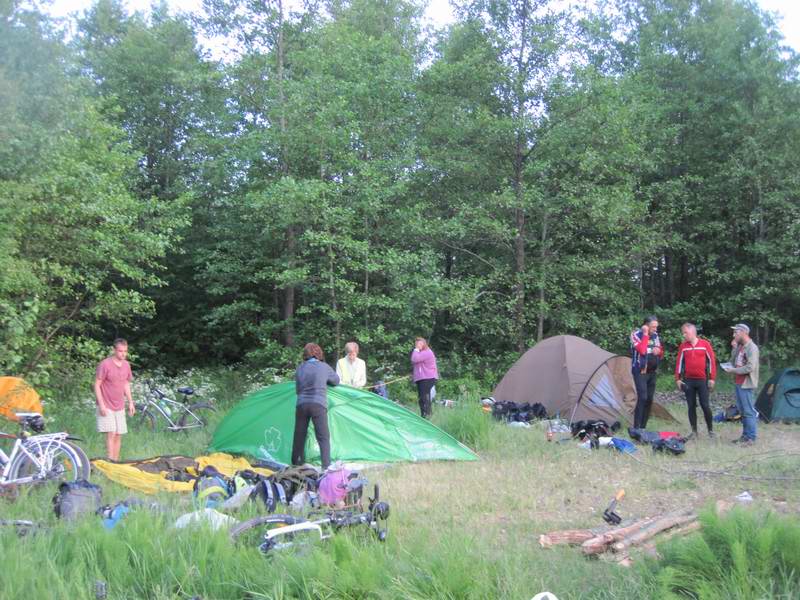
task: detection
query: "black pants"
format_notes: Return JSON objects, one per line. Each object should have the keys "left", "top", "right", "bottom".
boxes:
{"left": 416, "top": 379, "right": 436, "bottom": 418}
{"left": 633, "top": 370, "right": 657, "bottom": 429}
{"left": 683, "top": 378, "right": 713, "bottom": 433}
{"left": 291, "top": 403, "right": 331, "bottom": 470}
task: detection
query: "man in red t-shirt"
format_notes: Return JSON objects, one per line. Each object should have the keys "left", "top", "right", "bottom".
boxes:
{"left": 94, "top": 338, "right": 135, "bottom": 461}
{"left": 674, "top": 323, "right": 717, "bottom": 438}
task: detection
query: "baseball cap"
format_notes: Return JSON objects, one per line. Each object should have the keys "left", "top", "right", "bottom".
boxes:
{"left": 730, "top": 323, "right": 750, "bottom": 335}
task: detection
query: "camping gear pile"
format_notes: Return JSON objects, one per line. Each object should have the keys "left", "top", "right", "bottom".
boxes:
{"left": 191, "top": 463, "right": 328, "bottom": 513}
{"left": 714, "top": 405, "right": 742, "bottom": 422}
{"left": 628, "top": 428, "right": 686, "bottom": 455}
{"left": 488, "top": 399, "right": 547, "bottom": 424}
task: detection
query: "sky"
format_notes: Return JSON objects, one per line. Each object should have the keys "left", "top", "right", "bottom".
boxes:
{"left": 45, "top": 0, "right": 800, "bottom": 53}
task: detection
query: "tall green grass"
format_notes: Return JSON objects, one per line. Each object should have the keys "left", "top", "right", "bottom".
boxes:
{"left": 649, "top": 508, "right": 800, "bottom": 599}
{"left": 432, "top": 404, "right": 491, "bottom": 451}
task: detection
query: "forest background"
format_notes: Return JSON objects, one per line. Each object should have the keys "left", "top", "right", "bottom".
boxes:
{"left": 2, "top": 0, "right": 798, "bottom": 400}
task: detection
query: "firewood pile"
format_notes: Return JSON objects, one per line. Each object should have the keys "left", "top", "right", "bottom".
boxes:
{"left": 539, "top": 508, "right": 703, "bottom": 566}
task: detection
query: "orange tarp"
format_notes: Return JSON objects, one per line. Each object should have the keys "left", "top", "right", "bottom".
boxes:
{"left": 0, "top": 377, "right": 43, "bottom": 421}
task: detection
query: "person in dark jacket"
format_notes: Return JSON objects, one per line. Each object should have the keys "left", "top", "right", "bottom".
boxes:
{"left": 630, "top": 315, "right": 664, "bottom": 429}
{"left": 292, "top": 343, "right": 339, "bottom": 470}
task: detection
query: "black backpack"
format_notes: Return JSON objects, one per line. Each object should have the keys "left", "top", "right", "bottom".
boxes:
{"left": 53, "top": 479, "right": 103, "bottom": 520}
{"left": 651, "top": 437, "right": 686, "bottom": 455}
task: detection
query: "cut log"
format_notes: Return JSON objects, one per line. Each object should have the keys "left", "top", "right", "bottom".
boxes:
{"left": 539, "top": 529, "right": 596, "bottom": 548}
{"left": 580, "top": 518, "right": 655, "bottom": 555}
{"left": 640, "top": 520, "right": 702, "bottom": 557}
{"left": 612, "top": 511, "right": 697, "bottom": 553}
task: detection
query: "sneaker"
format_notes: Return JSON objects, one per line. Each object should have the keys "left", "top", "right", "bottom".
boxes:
{"left": 740, "top": 439, "right": 755, "bottom": 447}
{"left": 707, "top": 431, "right": 715, "bottom": 439}
{"left": 731, "top": 437, "right": 747, "bottom": 444}
{"left": 685, "top": 431, "right": 697, "bottom": 441}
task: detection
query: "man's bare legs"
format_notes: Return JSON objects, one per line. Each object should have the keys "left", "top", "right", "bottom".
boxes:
{"left": 106, "top": 432, "right": 122, "bottom": 461}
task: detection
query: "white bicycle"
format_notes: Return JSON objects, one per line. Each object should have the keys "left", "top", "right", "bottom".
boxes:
{"left": 0, "top": 413, "right": 90, "bottom": 485}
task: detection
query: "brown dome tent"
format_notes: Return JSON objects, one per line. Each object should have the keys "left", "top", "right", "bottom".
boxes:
{"left": 492, "top": 335, "right": 675, "bottom": 425}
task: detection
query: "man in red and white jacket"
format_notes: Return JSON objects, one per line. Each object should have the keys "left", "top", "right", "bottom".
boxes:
{"left": 675, "top": 323, "right": 717, "bottom": 438}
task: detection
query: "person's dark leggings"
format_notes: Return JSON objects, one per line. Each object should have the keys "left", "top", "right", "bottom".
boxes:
{"left": 683, "top": 378, "right": 713, "bottom": 433}
{"left": 416, "top": 379, "right": 436, "bottom": 418}
{"left": 633, "top": 370, "right": 657, "bottom": 429}
{"left": 291, "top": 403, "right": 331, "bottom": 470}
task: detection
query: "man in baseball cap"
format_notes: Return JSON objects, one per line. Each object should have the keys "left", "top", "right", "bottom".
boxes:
{"left": 721, "top": 323, "right": 760, "bottom": 444}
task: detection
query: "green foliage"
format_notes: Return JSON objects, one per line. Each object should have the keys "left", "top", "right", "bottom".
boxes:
{"left": 2, "top": 0, "right": 799, "bottom": 390}
{"left": 650, "top": 508, "right": 800, "bottom": 599}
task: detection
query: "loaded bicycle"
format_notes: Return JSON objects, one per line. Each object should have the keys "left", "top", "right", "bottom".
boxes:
{"left": 0, "top": 413, "right": 90, "bottom": 485}
{"left": 229, "top": 481, "right": 389, "bottom": 554}
{"left": 134, "top": 380, "right": 215, "bottom": 432}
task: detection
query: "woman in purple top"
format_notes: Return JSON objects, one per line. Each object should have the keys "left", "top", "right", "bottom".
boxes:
{"left": 410, "top": 337, "right": 438, "bottom": 418}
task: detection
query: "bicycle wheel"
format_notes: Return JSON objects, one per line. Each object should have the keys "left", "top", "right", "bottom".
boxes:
{"left": 8, "top": 439, "right": 87, "bottom": 484}
{"left": 178, "top": 402, "right": 215, "bottom": 429}
{"left": 229, "top": 514, "right": 309, "bottom": 553}
{"left": 133, "top": 404, "right": 157, "bottom": 431}
{"left": 64, "top": 441, "right": 91, "bottom": 480}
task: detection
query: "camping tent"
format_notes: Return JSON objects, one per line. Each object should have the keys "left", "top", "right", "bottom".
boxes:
{"left": 756, "top": 368, "right": 800, "bottom": 422}
{"left": 0, "top": 377, "right": 43, "bottom": 422}
{"left": 492, "top": 335, "right": 675, "bottom": 425}
{"left": 209, "top": 382, "right": 478, "bottom": 464}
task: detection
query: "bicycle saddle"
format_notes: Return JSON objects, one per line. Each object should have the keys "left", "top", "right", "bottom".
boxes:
{"left": 16, "top": 413, "right": 45, "bottom": 433}
{"left": 177, "top": 386, "right": 194, "bottom": 395}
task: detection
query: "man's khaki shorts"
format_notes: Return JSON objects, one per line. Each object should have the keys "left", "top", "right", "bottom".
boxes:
{"left": 97, "top": 409, "right": 128, "bottom": 434}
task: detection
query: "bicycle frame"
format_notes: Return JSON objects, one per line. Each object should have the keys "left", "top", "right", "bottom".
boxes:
{"left": 141, "top": 387, "right": 205, "bottom": 431}
{"left": 0, "top": 430, "right": 73, "bottom": 485}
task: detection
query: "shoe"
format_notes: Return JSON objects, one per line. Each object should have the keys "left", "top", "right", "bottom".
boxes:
{"left": 685, "top": 431, "right": 697, "bottom": 441}
{"left": 731, "top": 437, "right": 747, "bottom": 444}
{"left": 707, "top": 431, "right": 715, "bottom": 439}
{"left": 740, "top": 439, "right": 755, "bottom": 447}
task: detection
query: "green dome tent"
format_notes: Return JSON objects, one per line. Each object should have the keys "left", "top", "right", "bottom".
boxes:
{"left": 756, "top": 368, "right": 800, "bottom": 422}
{"left": 209, "top": 382, "right": 478, "bottom": 464}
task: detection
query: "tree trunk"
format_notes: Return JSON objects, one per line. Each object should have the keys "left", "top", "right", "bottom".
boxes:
{"left": 665, "top": 252, "right": 674, "bottom": 305}
{"left": 512, "top": 0, "right": 530, "bottom": 354}
{"left": 537, "top": 211, "right": 548, "bottom": 342}
{"left": 275, "top": 0, "right": 294, "bottom": 348}
{"left": 282, "top": 226, "right": 295, "bottom": 347}
{"left": 329, "top": 242, "right": 341, "bottom": 361}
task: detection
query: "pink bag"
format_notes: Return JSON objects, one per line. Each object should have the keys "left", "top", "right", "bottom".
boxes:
{"left": 318, "top": 467, "right": 351, "bottom": 505}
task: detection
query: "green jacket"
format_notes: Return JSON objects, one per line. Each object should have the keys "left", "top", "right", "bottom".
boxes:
{"left": 729, "top": 341, "right": 760, "bottom": 390}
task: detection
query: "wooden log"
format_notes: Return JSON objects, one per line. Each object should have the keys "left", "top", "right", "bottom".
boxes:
{"left": 611, "top": 512, "right": 697, "bottom": 553}
{"left": 539, "top": 529, "right": 597, "bottom": 548}
{"left": 640, "top": 521, "right": 702, "bottom": 557}
{"left": 580, "top": 518, "right": 656, "bottom": 555}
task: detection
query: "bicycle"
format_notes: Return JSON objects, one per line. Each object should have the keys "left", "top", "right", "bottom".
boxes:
{"left": 0, "top": 413, "right": 90, "bottom": 486}
{"left": 229, "top": 482, "right": 390, "bottom": 554}
{"left": 134, "top": 380, "right": 215, "bottom": 432}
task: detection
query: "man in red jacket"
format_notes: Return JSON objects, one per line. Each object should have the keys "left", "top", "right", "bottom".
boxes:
{"left": 675, "top": 323, "right": 717, "bottom": 438}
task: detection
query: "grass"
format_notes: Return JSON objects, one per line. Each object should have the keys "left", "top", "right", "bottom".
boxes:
{"left": 651, "top": 508, "right": 800, "bottom": 599}
{"left": 1, "top": 371, "right": 799, "bottom": 599}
